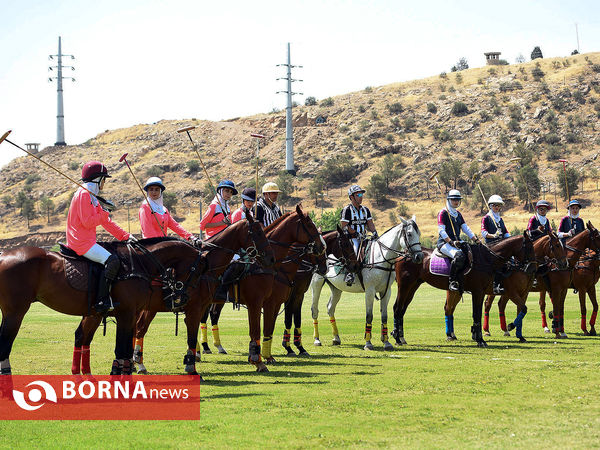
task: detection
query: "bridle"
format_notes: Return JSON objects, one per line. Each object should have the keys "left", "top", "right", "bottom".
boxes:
{"left": 370, "top": 221, "right": 423, "bottom": 266}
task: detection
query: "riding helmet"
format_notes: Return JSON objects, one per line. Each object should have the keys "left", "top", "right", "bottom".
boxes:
{"left": 567, "top": 199, "right": 582, "bottom": 209}
{"left": 241, "top": 187, "right": 257, "bottom": 201}
{"left": 447, "top": 189, "right": 462, "bottom": 200}
{"left": 217, "top": 180, "right": 238, "bottom": 195}
{"left": 81, "top": 161, "right": 111, "bottom": 182}
{"left": 487, "top": 194, "right": 504, "bottom": 205}
{"left": 535, "top": 200, "right": 551, "bottom": 209}
{"left": 347, "top": 185, "right": 366, "bottom": 197}
{"left": 143, "top": 176, "right": 166, "bottom": 192}
{"left": 262, "top": 182, "right": 282, "bottom": 194}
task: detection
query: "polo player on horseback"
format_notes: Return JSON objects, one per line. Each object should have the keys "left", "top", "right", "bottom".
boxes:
{"left": 139, "top": 176, "right": 199, "bottom": 243}
{"left": 255, "top": 182, "right": 283, "bottom": 229}
{"left": 200, "top": 179, "right": 237, "bottom": 238}
{"left": 231, "top": 187, "right": 256, "bottom": 222}
{"left": 340, "top": 185, "right": 378, "bottom": 286}
{"left": 66, "top": 161, "right": 133, "bottom": 313}
{"left": 481, "top": 194, "right": 511, "bottom": 294}
{"left": 437, "top": 189, "right": 480, "bottom": 292}
{"left": 557, "top": 199, "right": 585, "bottom": 246}
{"left": 527, "top": 200, "right": 552, "bottom": 241}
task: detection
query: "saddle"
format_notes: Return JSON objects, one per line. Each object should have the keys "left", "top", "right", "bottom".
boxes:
{"left": 60, "top": 244, "right": 103, "bottom": 293}
{"left": 429, "top": 244, "right": 473, "bottom": 277}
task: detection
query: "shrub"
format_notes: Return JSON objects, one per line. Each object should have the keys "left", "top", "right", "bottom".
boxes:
{"left": 573, "top": 90, "right": 585, "bottom": 104}
{"left": 546, "top": 145, "right": 561, "bottom": 160}
{"left": 451, "top": 102, "right": 469, "bottom": 116}
{"left": 592, "top": 64, "right": 600, "bottom": 73}
{"left": 370, "top": 110, "right": 379, "bottom": 120}
{"left": 531, "top": 46, "right": 543, "bottom": 60}
{"left": 186, "top": 160, "right": 200, "bottom": 173}
{"left": 385, "top": 133, "right": 395, "bottom": 143}
{"left": 145, "top": 165, "right": 162, "bottom": 177}
{"left": 455, "top": 73, "right": 463, "bottom": 84}
{"left": 440, "top": 72, "right": 448, "bottom": 79}
{"left": 508, "top": 118, "right": 520, "bottom": 132}
{"left": 544, "top": 133, "right": 560, "bottom": 145}
{"left": 364, "top": 86, "right": 373, "bottom": 93}
{"left": 68, "top": 161, "right": 79, "bottom": 170}
{"left": 163, "top": 192, "right": 178, "bottom": 213}
{"left": 448, "top": 86, "right": 456, "bottom": 93}
{"left": 492, "top": 105, "right": 502, "bottom": 116}
{"left": 508, "top": 104, "right": 522, "bottom": 121}
{"left": 479, "top": 111, "right": 490, "bottom": 122}
{"left": 488, "top": 68, "right": 497, "bottom": 76}
{"left": 427, "top": 103, "right": 437, "bottom": 113}
{"left": 342, "top": 137, "right": 354, "bottom": 149}
{"left": 25, "top": 174, "right": 40, "bottom": 185}
{"left": 403, "top": 117, "right": 416, "bottom": 131}
{"left": 304, "top": 96, "right": 317, "bottom": 106}
{"left": 358, "top": 105, "right": 366, "bottom": 113}
{"left": 387, "top": 102, "right": 404, "bottom": 114}
{"left": 432, "top": 128, "right": 452, "bottom": 142}
{"left": 531, "top": 66, "right": 545, "bottom": 80}
{"left": 565, "top": 132, "right": 578, "bottom": 143}
{"left": 321, "top": 97, "right": 334, "bottom": 107}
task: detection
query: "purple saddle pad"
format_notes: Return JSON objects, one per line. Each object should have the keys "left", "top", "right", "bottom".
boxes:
{"left": 430, "top": 254, "right": 451, "bottom": 276}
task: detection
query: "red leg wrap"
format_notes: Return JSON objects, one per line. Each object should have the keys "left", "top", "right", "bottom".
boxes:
{"left": 541, "top": 312, "right": 548, "bottom": 328}
{"left": 483, "top": 312, "right": 490, "bottom": 332}
{"left": 81, "top": 346, "right": 91, "bottom": 375}
{"left": 581, "top": 314, "right": 587, "bottom": 332}
{"left": 71, "top": 347, "right": 82, "bottom": 375}
{"left": 591, "top": 311, "right": 598, "bottom": 327}
{"left": 499, "top": 313, "right": 507, "bottom": 332}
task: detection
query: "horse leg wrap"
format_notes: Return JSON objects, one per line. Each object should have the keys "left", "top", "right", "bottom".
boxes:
{"left": 559, "top": 315, "right": 565, "bottom": 333}
{"left": 364, "top": 323, "right": 372, "bottom": 341}
{"left": 184, "top": 349, "right": 196, "bottom": 373}
{"left": 581, "top": 314, "right": 587, "bottom": 332}
{"left": 282, "top": 329, "right": 291, "bottom": 348}
{"left": 551, "top": 317, "right": 559, "bottom": 334}
{"left": 330, "top": 317, "right": 339, "bottom": 336}
{"left": 81, "top": 346, "right": 91, "bottom": 375}
{"left": 212, "top": 325, "right": 221, "bottom": 347}
{"left": 0, "top": 358, "right": 11, "bottom": 375}
{"left": 483, "top": 312, "right": 490, "bottom": 332}
{"left": 541, "top": 312, "right": 548, "bottom": 329}
{"left": 249, "top": 340, "right": 262, "bottom": 363}
{"left": 133, "top": 339, "right": 144, "bottom": 364}
{"left": 591, "top": 311, "right": 598, "bottom": 327}
{"left": 445, "top": 315, "right": 454, "bottom": 336}
{"left": 381, "top": 323, "right": 388, "bottom": 343}
{"left": 71, "top": 347, "right": 82, "bottom": 375}
{"left": 262, "top": 336, "right": 273, "bottom": 359}
{"left": 313, "top": 320, "right": 319, "bottom": 339}
{"left": 499, "top": 312, "right": 507, "bottom": 332}
{"left": 200, "top": 323, "right": 208, "bottom": 344}
{"left": 110, "top": 359, "right": 123, "bottom": 376}
{"left": 514, "top": 312, "right": 526, "bottom": 339}
{"left": 121, "top": 359, "right": 132, "bottom": 376}
{"left": 293, "top": 328, "right": 302, "bottom": 347}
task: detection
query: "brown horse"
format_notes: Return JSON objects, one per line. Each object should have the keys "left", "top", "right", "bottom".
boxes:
{"left": 537, "top": 223, "right": 600, "bottom": 337}
{"left": 280, "top": 226, "right": 358, "bottom": 356}
{"left": 70, "top": 212, "right": 273, "bottom": 375}
{"left": 482, "top": 232, "right": 566, "bottom": 341}
{"left": 392, "top": 234, "right": 535, "bottom": 347}
{"left": 260, "top": 206, "right": 326, "bottom": 363}
{"left": 572, "top": 248, "right": 600, "bottom": 335}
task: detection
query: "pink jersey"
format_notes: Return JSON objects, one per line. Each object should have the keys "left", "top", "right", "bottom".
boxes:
{"left": 66, "top": 187, "right": 129, "bottom": 255}
{"left": 138, "top": 203, "right": 192, "bottom": 240}
{"left": 231, "top": 206, "right": 253, "bottom": 223}
{"left": 200, "top": 198, "right": 231, "bottom": 238}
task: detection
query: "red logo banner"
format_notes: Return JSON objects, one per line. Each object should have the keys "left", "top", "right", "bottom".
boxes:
{"left": 0, "top": 375, "right": 200, "bottom": 420}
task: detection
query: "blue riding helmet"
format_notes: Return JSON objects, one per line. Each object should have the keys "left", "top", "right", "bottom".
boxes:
{"left": 216, "top": 180, "right": 238, "bottom": 195}
{"left": 567, "top": 199, "right": 582, "bottom": 209}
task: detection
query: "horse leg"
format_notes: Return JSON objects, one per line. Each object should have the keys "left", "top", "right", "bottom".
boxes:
{"left": 507, "top": 298, "right": 528, "bottom": 343}
{"left": 483, "top": 294, "right": 494, "bottom": 335}
{"left": 282, "top": 292, "right": 296, "bottom": 356}
{"left": 72, "top": 315, "right": 102, "bottom": 375}
{"left": 183, "top": 307, "right": 202, "bottom": 376}
{"left": 262, "top": 296, "right": 280, "bottom": 364}
{"left": 327, "top": 287, "right": 343, "bottom": 346}
{"left": 539, "top": 290, "right": 550, "bottom": 333}
{"left": 133, "top": 310, "right": 157, "bottom": 374}
{"left": 199, "top": 307, "right": 211, "bottom": 354}
{"left": 498, "top": 294, "right": 509, "bottom": 336}
{"left": 244, "top": 288, "right": 268, "bottom": 373}
{"left": 392, "top": 278, "right": 421, "bottom": 346}
{"left": 0, "top": 309, "right": 28, "bottom": 398}
{"left": 444, "top": 291, "right": 459, "bottom": 341}
{"left": 363, "top": 287, "right": 376, "bottom": 351}
{"left": 579, "top": 289, "right": 589, "bottom": 335}
{"left": 210, "top": 303, "right": 227, "bottom": 354}
{"left": 111, "top": 310, "right": 136, "bottom": 375}
{"left": 588, "top": 287, "right": 598, "bottom": 336}
{"left": 311, "top": 277, "right": 325, "bottom": 346}
{"left": 379, "top": 285, "right": 394, "bottom": 351}
{"left": 471, "top": 291, "right": 488, "bottom": 348}
{"left": 293, "top": 291, "right": 309, "bottom": 357}
{"left": 558, "top": 287, "right": 568, "bottom": 338}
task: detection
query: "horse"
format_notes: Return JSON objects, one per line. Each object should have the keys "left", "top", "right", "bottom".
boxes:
{"left": 537, "top": 223, "right": 600, "bottom": 337}
{"left": 483, "top": 232, "right": 567, "bottom": 340}
{"left": 392, "top": 233, "right": 535, "bottom": 347}
{"left": 572, "top": 249, "right": 600, "bottom": 336}
{"left": 70, "top": 211, "right": 274, "bottom": 376}
{"left": 258, "top": 206, "right": 326, "bottom": 363}
{"left": 280, "top": 226, "right": 358, "bottom": 356}
{"left": 311, "top": 217, "right": 423, "bottom": 350}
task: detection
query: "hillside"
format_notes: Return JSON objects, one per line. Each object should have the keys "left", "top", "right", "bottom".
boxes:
{"left": 2, "top": 52, "right": 600, "bottom": 246}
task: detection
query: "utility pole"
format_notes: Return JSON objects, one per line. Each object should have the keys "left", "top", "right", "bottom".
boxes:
{"left": 48, "top": 36, "right": 75, "bottom": 146}
{"left": 276, "top": 43, "right": 302, "bottom": 176}
{"left": 575, "top": 23, "right": 580, "bottom": 53}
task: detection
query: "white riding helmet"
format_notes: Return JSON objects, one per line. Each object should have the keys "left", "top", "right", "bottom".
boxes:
{"left": 143, "top": 176, "right": 166, "bottom": 192}
{"left": 348, "top": 185, "right": 366, "bottom": 197}
{"left": 447, "top": 189, "right": 462, "bottom": 200}
{"left": 262, "top": 182, "right": 282, "bottom": 194}
{"left": 488, "top": 195, "right": 504, "bottom": 206}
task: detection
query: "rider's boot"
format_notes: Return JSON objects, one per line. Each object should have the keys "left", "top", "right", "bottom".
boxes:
{"left": 95, "top": 254, "right": 120, "bottom": 314}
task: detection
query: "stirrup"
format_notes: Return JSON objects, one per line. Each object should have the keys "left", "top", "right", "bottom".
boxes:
{"left": 493, "top": 285, "right": 505, "bottom": 295}
{"left": 95, "top": 297, "right": 116, "bottom": 314}
{"left": 448, "top": 281, "right": 460, "bottom": 292}
{"left": 344, "top": 272, "right": 355, "bottom": 286}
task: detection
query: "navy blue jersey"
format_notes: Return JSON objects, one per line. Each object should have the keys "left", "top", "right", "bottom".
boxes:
{"left": 481, "top": 215, "right": 509, "bottom": 244}
{"left": 558, "top": 216, "right": 585, "bottom": 245}
{"left": 437, "top": 209, "right": 466, "bottom": 248}
{"left": 527, "top": 215, "right": 552, "bottom": 241}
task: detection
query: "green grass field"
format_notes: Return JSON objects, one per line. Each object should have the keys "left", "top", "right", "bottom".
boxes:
{"left": 1, "top": 285, "right": 600, "bottom": 449}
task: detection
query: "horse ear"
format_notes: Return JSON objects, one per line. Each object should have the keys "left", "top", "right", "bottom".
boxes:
{"left": 245, "top": 209, "right": 253, "bottom": 223}
{"left": 411, "top": 214, "right": 416, "bottom": 222}
{"left": 400, "top": 216, "right": 407, "bottom": 225}
{"left": 587, "top": 221, "right": 594, "bottom": 230}
{"left": 296, "top": 204, "right": 303, "bottom": 216}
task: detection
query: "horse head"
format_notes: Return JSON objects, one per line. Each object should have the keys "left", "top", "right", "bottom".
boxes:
{"left": 400, "top": 215, "right": 424, "bottom": 264}
{"left": 586, "top": 221, "right": 600, "bottom": 254}
{"left": 547, "top": 232, "right": 568, "bottom": 269}
{"left": 244, "top": 209, "right": 275, "bottom": 268}
{"left": 295, "top": 204, "right": 326, "bottom": 256}
{"left": 336, "top": 224, "right": 360, "bottom": 273}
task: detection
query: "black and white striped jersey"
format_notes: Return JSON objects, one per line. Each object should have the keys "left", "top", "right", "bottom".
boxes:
{"left": 340, "top": 204, "right": 372, "bottom": 236}
{"left": 255, "top": 197, "right": 283, "bottom": 228}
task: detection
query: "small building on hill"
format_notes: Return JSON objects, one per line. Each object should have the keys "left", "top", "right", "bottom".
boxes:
{"left": 484, "top": 52, "right": 502, "bottom": 65}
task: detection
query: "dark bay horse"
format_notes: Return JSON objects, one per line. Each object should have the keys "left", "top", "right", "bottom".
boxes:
{"left": 392, "top": 234, "right": 535, "bottom": 347}
{"left": 280, "top": 226, "right": 358, "bottom": 356}
{"left": 483, "top": 232, "right": 567, "bottom": 340}
{"left": 537, "top": 223, "right": 600, "bottom": 337}
{"left": 71, "top": 213, "right": 273, "bottom": 375}
{"left": 572, "top": 248, "right": 600, "bottom": 335}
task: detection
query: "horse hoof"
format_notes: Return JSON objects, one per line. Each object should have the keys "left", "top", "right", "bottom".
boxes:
{"left": 195, "top": 352, "right": 201, "bottom": 362}
{"left": 332, "top": 336, "right": 341, "bottom": 346}
{"left": 216, "top": 346, "right": 227, "bottom": 355}
{"left": 314, "top": 339, "right": 322, "bottom": 346}
{"left": 589, "top": 328, "right": 597, "bottom": 336}
{"left": 255, "top": 363, "right": 269, "bottom": 373}
{"left": 283, "top": 349, "right": 296, "bottom": 357}
{"left": 507, "top": 323, "right": 515, "bottom": 332}
{"left": 202, "top": 348, "right": 212, "bottom": 355}
{"left": 383, "top": 342, "right": 394, "bottom": 351}
{"left": 364, "top": 342, "right": 374, "bottom": 351}
{"left": 503, "top": 331, "right": 511, "bottom": 337}
{"left": 477, "top": 340, "right": 488, "bottom": 348}
{"left": 484, "top": 331, "right": 491, "bottom": 337}
{"left": 136, "top": 363, "right": 148, "bottom": 375}
{"left": 446, "top": 335, "right": 457, "bottom": 341}
{"left": 518, "top": 337, "right": 527, "bottom": 343}
{"left": 543, "top": 327, "right": 551, "bottom": 333}
{"left": 265, "top": 356, "right": 276, "bottom": 364}
{"left": 298, "top": 351, "right": 310, "bottom": 357}
{"left": 560, "top": 332, "right": 568, "bottom": 339}
{"left": 583, "top": 329, "right": 590, "bottom": 336}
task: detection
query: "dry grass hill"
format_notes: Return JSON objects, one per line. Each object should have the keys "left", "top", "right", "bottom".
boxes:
{"left": 2, "top": 52, "right": 600, "bottom": 247}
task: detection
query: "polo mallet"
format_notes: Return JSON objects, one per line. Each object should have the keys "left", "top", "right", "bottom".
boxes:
{"left": 509, "top": 156, "right": 532, "bottom": 212}
{"left": 119, "top": 153, "right": 166, "bottom": 236}
{"left": 0, "top": 130, "right": 115, "bottom": 211}
{"left": 177, "top": 126, "right": 229, "bottom": 220}
{"left": 429, "top": 170, "right": 459, "bottom": 240}
{"left": 559, "top": 159, "right": 570, "bottom": 202}
{"left": 250, "top": 133, "right": 265, "bottom": 217}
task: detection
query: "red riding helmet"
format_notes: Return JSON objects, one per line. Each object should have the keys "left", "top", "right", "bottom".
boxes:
{"left": 81, "top": 161, "right": 111, "bottom": 182}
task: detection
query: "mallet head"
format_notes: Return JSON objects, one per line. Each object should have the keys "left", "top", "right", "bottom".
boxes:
{"left": 177, "top": 126, "right": 196, "bottom": 133}
{"left": 250, "top": 133, "right": 265, "bottom": 139}
{"left": 559, "top": 159, "right": 568, "bottom": 164}
{"left": 0, "top": 130, "right": 12, "bottom": 145}
{"left": 119, "top": 153, "right": 128, "bottom": 163}
{"left": 429, "top": 170, "right": 440, "bottom": 181}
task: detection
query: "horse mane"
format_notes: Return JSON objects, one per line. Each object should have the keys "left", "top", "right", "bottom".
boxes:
{"left": 98, "top": 236, "right": 190, "bottom": 256}
{"left": 264, "top": 212, "right": 293, "bottom": 234}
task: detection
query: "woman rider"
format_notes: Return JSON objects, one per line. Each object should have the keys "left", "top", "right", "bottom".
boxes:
{"left": 481, "top": 194, "right": 511, "bottom": 294}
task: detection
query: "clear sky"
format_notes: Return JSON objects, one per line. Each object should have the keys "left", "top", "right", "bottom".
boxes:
{"left": 1, "top": 0, "right": 599, "bottom": 167}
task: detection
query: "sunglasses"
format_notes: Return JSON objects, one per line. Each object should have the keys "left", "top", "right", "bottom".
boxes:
{"left": 356, "top": 193, "right": 364, "bottom": 198}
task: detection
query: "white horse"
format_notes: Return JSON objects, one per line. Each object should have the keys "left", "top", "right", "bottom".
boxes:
{"left": 310, "top": 216, "right": 423, "bottom": 350}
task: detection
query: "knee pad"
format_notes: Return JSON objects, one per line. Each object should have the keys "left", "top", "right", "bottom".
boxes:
{"left": 104, "top": 254, "right": 121, "bottom": 281}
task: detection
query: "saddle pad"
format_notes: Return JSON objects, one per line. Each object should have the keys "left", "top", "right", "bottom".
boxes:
{"left": 429, "top": 254, "right": 451, "bottom": 277}
{"left": 64, "top": 259, "right": 90, "bottom": 292}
